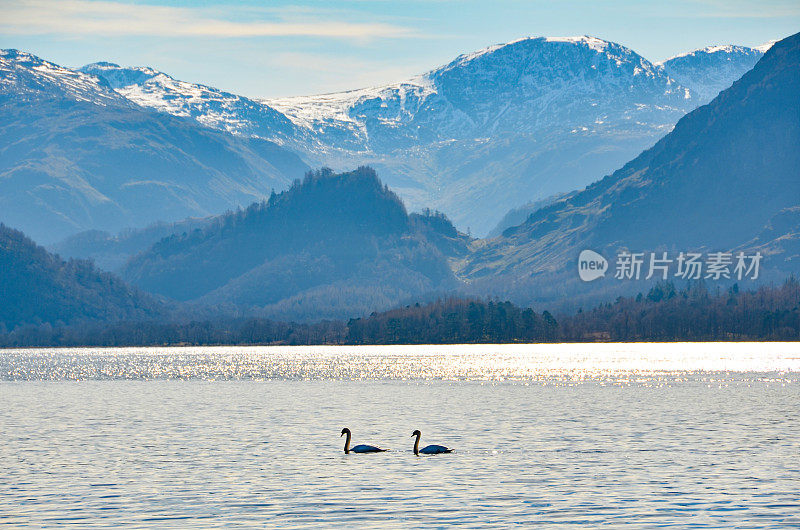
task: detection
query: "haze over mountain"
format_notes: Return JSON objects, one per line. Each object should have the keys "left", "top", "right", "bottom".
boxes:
{"left": 51, "top": 217, "right": 211, "bottom": 272}
{"left": 460, "top": 32, "right": 800, "bottom": 309}
{"left": 121, "top": 167, "right": 470, "bottom": 321}
{"left": 78, "top": 36, "right": 770, "bottom": 235}
{"left": 0, "top": 50, "right": 308, "bottom": 244}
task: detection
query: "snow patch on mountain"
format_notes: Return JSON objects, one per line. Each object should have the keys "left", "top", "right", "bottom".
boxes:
{"left": 546, "top": 35, "right": 610, "bottom": 53}
{"left": 756, "top": 40, "right": 777, "bottom": 52}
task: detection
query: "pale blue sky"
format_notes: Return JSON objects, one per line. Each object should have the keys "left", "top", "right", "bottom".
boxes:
{"left": 1, "top": 0, "right": 796, "bottom": 98}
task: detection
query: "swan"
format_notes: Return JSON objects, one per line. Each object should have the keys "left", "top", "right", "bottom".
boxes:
{"left": 341, "top": 428, "right": 387, "bottom": 454}
{"left": 412, "top": 430, "right": 453, "bottom": 455}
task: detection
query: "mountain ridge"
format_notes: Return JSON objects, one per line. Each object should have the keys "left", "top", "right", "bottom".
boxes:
{"left": 71, "top": 35, "right": 739, "bottom": 235}
{"left": 459, "top": 31, "right": 800, "bottom": 309}
{"left": 0, "top": 34, "right": 778, "bottom": 243}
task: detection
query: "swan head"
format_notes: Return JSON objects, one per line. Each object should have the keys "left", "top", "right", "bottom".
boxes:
{"left": 411, "top": 429, "right": 421, "bottom": 437}
{"left": 341, "top": 428, "right": 351, "bottom": 437}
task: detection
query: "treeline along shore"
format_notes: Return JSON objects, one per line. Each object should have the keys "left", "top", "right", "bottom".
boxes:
{"left": 1, "top": 278, "right": 798, "bottom": 347}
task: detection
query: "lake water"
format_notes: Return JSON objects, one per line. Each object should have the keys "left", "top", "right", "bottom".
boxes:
{"left": 2, "top": 343, "right": 799, "bottom": 528}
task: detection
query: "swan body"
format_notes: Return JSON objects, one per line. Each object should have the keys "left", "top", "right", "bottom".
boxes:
{"left": 341, "top": 428, "right": 386, "bottom": 454}
{"left": 350, "top": 444, "right": 385, "bottom": 453}
{"left": 412, "top": 429, "right": 452, "bottom": 455}
{"left": 419, "top": 444, "right": 452, "bottom": 454}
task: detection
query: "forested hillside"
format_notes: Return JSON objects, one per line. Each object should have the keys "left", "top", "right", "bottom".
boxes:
{"left": 0, "top": 224, "right": 164, "bottom": 331}
{"left": 51, "top": 217, "right": 212, "bottom": 272}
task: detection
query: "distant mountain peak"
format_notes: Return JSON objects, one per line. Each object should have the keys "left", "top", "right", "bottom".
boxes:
{"left": 77, "top": 61, "right": 298, "bottom": 139}
{"left": 272, "top": 34, "right": 685, "bottom": 138}
{"left": 434, "top": 34, "right": 648, "bottom": 74}
{"left": 658, "top": 44, "right": 762, "bottom": 65}
{"left": 449, "top": 35, "right": 615, "bottom": 65}
{"left": 659, "top": 43, "right": 766, "bottom": 104}
{"left": 1, "top": 49, "right": 123, "bottom": 104}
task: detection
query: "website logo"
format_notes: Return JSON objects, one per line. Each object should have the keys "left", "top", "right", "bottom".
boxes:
{"left": 578, "top": 250, "right": 608, "bottom": 282}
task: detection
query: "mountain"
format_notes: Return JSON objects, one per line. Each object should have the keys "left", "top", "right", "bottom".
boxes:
{"left": 0, "top": 223, "right": 164, "bottom": 331}
{"left": 82, "top": 36, "right": 725, "bottom": 235}
{"left": 460, "top": 31, "right": 800, "bottom": 308}
{"left": 1, "top": 36, "right": 774, "bottom": 244}
{"left": 659, "top": 44, "right": 767, "bottom": 103}
{"left": 269, "top": 36, "right": 690, "bottom": 148}
{"left": 121, "top": 167, "right": 470, "bottom": 321}
{"left": 0, "top": 49, "right": 309, "bottom": 244}
{"left": 79, "top": 61, "right": 301, "bottom": 142}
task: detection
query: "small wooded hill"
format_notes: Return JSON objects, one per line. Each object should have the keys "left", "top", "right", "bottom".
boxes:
{"left": 0, "top": 224, "right": 163, "bottom": 331}
{"left": 121, "top": 167, "right": 470, "bottom": 321}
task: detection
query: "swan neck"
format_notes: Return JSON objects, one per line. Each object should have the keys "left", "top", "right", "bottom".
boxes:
{"left": 413, "top": 433, "right": 420, "bottom": 455}
{"left": 343, "top": 431, "right": 351, "bottom": 454}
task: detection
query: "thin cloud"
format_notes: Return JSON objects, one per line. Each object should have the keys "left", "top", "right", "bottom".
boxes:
{"left": 0, "top": 0, "right": 416, "bottom": 40}
{"left": 675, "top": 0, "right": 800, "bottom": 18}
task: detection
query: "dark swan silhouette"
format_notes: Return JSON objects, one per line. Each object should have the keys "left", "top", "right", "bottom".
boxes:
{"left": 412, "top": 430, "right": 453, "bottom": 455}
{"left": 341, "top": 428, "right": 387, "bottom": 454}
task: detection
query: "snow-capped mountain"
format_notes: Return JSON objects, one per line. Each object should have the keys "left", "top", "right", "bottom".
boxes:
{"left": 20, "top": 35, "right": 769, "bottom": 235}
{"left": 659, "top": 44, "right": 768, "bottom": 104}
{"left": 79, "top": 61, "right": 299, "bottom": 141}
{"left": 0, "top": 49, "right": 125, "bottom": 105}
{"left": 75, "top": 36, "right": 709, "bottom": 234}
{"left": 269, "top": 36, "right": 691, "bottom": 154}
{"left": 0, "top": 50, "right": 307, "bottom": 244}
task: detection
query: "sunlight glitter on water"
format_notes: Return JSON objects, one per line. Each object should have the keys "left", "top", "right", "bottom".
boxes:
{"left": 2, "top": 342, "right": 799, "bottom": 382}
{"left": 2, "top": 343, "right": 800, "bottom": 527}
